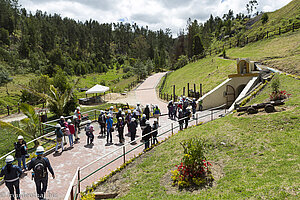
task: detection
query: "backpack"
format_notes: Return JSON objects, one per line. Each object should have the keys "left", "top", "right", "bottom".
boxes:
{"left": 55, "top": 129, "right": 63, "bottom": 138}
{"left": 33, "top": 158, "right": 47, "bottom": 179}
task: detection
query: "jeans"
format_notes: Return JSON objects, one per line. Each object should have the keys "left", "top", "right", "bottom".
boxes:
{"left": 86, "top": 133, "right": 94, "bottom": 144}
{"left": 152, "top": 133, "right": 158, "bottom": 144}
{"left": 17, "top": 155, "right": 26, "bottom": 170}
{"left": 131, "top": 131, "right": 136, "bottom": 142}
{"left": 107, "top": 128, "right": 112, "bottom": 143}
{"left": 35, "top": 177, "right": 48, "bottom": 200}
{"left": 68, "top": 135, "right": 74, "bottom": 146}
{"left": 144, "top": 139, "right": 150, "bottom": 149}
{"left": 100, "top": 123, "right": 106, "bottom": 135}
{"left": 5, "top": 180, "right": 20, "bottom": 200}
{"left": 118, "top": 129, "right": 124, "bottom": 143}
{"left": 55, "top": 139, "right": 64, "bottom": 151}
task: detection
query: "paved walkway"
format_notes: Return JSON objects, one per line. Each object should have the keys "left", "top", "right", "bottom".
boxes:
{"left": 0, "top": 73, "right": 225, "bottom": 200}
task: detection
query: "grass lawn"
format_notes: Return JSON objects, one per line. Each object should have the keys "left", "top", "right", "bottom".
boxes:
{"left": 226, "top": 31, "right": 300, "bottom": 75}
{"left": 160, "top": 57, "right": 236, "bottom": 96}
{"left": 93, "top": 75, "right": 300, "bottom": 199}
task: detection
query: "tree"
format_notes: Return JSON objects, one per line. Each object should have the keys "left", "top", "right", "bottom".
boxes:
{"left": 261, "top": 13, "right": 269, "bottom": 24}
{"left": 193, "top": 34, "right": 204, "bottom": 57}
{"left": 246, "top": 0, "right": 258, "bottom": 17}
{"left": 0, "top": 64, "right": 13, "bottom": 95}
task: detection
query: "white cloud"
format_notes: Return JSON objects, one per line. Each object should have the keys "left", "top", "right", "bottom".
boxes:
{"left": 19, "top": 0, "right": 293, "bottom": 37}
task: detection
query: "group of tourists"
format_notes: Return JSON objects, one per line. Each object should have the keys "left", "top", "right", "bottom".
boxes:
{"left": 1, "top": 146, "right": 54, "bottom": 200}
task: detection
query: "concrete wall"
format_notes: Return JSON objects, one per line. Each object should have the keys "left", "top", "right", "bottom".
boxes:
{"left": 197, "top": 76, "right": 256, "bottom": 110}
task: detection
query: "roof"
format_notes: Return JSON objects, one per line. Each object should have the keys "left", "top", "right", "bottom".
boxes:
{"left": 86, "top": 84, "right": 109, "bottom": 94}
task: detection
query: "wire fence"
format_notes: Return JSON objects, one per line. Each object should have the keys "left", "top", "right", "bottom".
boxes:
{"left": 65, "top": 105, "right": 226, "bottom": 200}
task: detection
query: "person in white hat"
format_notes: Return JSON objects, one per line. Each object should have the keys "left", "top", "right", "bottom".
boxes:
{"left": 67, "top": 119, "right": 75, "bottom": 146}
{"left": 28, "top": 146, "right": 55, "bottom": 200}
{"left": 125, "top": 110, "right": 132, "bottom": 135}
{"left": 97, "top": 110, "right": 106, "bottom": 137}
{"left": 152, "top": 119, "right": 159, "bottom": 145}
{"left": 143, "top": 121, "right": 152, "bottom": 150}
{"left": 136, "top": 103, "right": 142, "bottom": 121}
{"left": 116, "top": 117, "right": 125, "bottom": 144}
{"left": 73, "top": 115, "right": 80, "bottom": 141}
{"left": 85, "top": 120, "right": 94, "bottom": 145}
{"left": 109, "top": 106, "right": 114, "bottom": 117}
{"left": 54, "top": 124, "right": 64, "bottom": 153}
{"left": 128, "top": 118, "right": 137, "bottom": 144}
{"left": 14, "top": 135, "right": 27, "bottom": 171}
{"left": 116, "top": 108, "right": 122, "bottom": 119}
{"left": 74, "top": 107, "right": 82, "bottom": 135}
{"left": 0, "top": 155, "right": 22, "bottom": 200}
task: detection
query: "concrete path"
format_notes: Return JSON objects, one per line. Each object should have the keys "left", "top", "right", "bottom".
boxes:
{"left": 0, "top": 73, "right": 225, "bottom": 200}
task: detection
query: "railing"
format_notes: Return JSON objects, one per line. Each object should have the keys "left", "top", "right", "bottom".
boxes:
{"left": 0, "top": 103, "right": 21, "bottom": 116}
{"left": 65, "top": 105, "right": 226, "bottom": 200}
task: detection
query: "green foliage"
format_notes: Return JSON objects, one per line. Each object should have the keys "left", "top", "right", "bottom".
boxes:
{"left": 0, "top": 64, "right": 12, "bottom": 86}
{"left": 0, "top": 27, "right": 10, "bottom": 45}
{"left": 173, "top": 55, "right": 189, "bottom": 70}
{"left": 271, "top": 76, "right": 280, "bottom": 93}
{"left": 222, "top": 47, "right": 226, "bottom": 58}
{"left": 192, "top": 34, "right": 204, "bottom": 56}
{"left": 261, "top": 13, "right": 269, "bottom": 24}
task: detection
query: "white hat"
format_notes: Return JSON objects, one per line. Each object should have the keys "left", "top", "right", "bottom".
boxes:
{"left": 118, "top": 117, "right": 122, "bottom": 120}
{"left": 55, "top": 124, "right": 61, "bottom": 128}
{"left": 73, "top": 115, "right": 77, "bottom": 119}
{"left": 101, "top": 110, "right": 104, "bottom": 113}
{"left": 110, "top": 106, "right": 114, "bottom": 109}
{"left": 121, "top": 112, "right": 125, "bottom": 115}
{"left": 142, "top": 114, "right": 146, "bottom": 118}
{"left": 76, "top": 107, "right": 80, "bottom": 110}
{"left": 131, "top": 118, "right": 135, "bottom": 122}
{"left": 36, "top": 146, "right": 45, "bottom": 153}
{"left": 5, "top": 155, "right": 14, "bottom": 163}
{"left": 18, "top": 135, "right": 24, "bottom": 140}
{"left": 179, "top": 109, "right": 182, "bottom": 112}
{"left": 146, "top": 120, "right": 150, "bottom": 125}
{"left": 60, "top": 116, "right": 65, "bottom": 119}
{"left": 107, "top": 114, "right": 111, "bottom": 118}
{"left": 128, "top": 110, "right": 131, "bottom": 114}
{"left": 87, "top": 120, "right": 92, "bottom": 124}
{"left": 119, "top": 108, "right": 122, "bottom": 111}
{"left": 67, "top": 119, "right": 72, "bottom": 123}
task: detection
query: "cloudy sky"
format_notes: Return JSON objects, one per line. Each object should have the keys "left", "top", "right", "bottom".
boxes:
{"left": 18, "top": 0, "right": 292, "bottom": 37}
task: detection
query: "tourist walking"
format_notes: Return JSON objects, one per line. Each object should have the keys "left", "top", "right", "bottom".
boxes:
{"left": 153, "top": 105, "right": 161, "bottom": 125}
{"left": 14, "top": 135, "right": 27, "bottom": 171}
{"left": 109, "top": 106, "right": 114, "bottom": 117}
{"left": 125, "top": 110, "right": 132, "bottom": 135}
{"left": 116, "top": 117, "right": 125, "bottom": 144}
{"left": 98, "top": 110, "right": 106, "bottom": 137}
{"left": 184, "top": 108, "right": 191, "bottom": 129}
{"left": 85, "top": 120, "right": 94, "bottom": 145}
{"left": 116, "top": 108, "right": 122, "bottom": 119}
{"left": 0, "top": 155, "right": 22, "bottom": 200}
{"left": 67, "top": 119, "right": 75, "bottom": 146}
{"left": 143, "top": 121, "right": 151, "bottom": 150}
{"left": 143, "top": 104, "right": 150, "bottom": 120}
{"left": 152, "top": 120, "right": 159, "bottom": 145}
{"left": 192, "top": 98, "right": 197, "bottom": 118}
{"left": 73, "top": 115, "right": 80, "bottom": 142}
{"left": 55, "top": 124, "right": 64, "bottom": 153}
{"left": 28, "top": 146, "right": 55, "bottom": 200}
{"left": 106, "top": 114, "right": 113, "bottom": 144}
{"left": 167, "top": 100, "right": 173, "bottom": 119}
{"left": 173, "top": 102, "right": 178, "bottom": 119}
{"left": 136, "top": 103, "right": 142, "bottom": 121}
{"left": 178, "top": 109, "right": 184, "bottom": 131}
{"left": 129, "top": 118, "right": 137, "bottom": 144}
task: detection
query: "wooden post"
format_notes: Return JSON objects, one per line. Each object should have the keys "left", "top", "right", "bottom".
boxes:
{"left": 256, "top": 34, "right": 258, "bottom": 41}
{"left": 187, "top": 83, "right": 190, "bottom": 97}
{"left": 211, "top": 110, "right": 213, "bottom": 121}
{"left": 164, "top": 93, "right": 166, "bottom": 100}
{"left": 229, "top": 42, "right": 231, "bottom": 48}
{"left": 279, "top": 27, "right": 281, "bottom": 35}
{"left": 173, "top": 85, "right": 176, "bottom": 102}
{"left": 171, "top": 123, "right": 174, "bottom": 135}
{"left": 78, "top": 168, "right": 81, "bottom": 194}
{"left": 123, "top": 146, "right": 126, "bottom": 164}
{"left": 194, "top": 84, "right": 196, "bottom": 96}
{"left": 18, "top": 102, "right": 20, "bottom": 113}
{"left": 183, "top": 87, "right": 185, "bottom": 96}
{"left": 293, "top": 23, "right": 295, "bottom": 32}
{"left": 167, "top": 93, "right": 169, "bottom": 101}
{"left": 171, "top": 94, "right": 172, "bottom": 101}
{"left": 7, "top": 105, "right": 9, "bottom": 116}
{"left": 267, "top": 31, "right": 269, "bottom": 38}
{"left": 210, "top": 50, "right": 211, "bottom": 56}
{"left": 200, "top": 84, "right": 202, "bottom": 97}
{"left": 246, "top": 37, "right": 248, "bottom": 44}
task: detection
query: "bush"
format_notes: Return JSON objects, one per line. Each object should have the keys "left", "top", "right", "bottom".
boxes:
{"left": 171, "top": 138, "right": 214, "bottom": 188}
{"left": 261, "top": 13, "right": 269, "bottom": 24}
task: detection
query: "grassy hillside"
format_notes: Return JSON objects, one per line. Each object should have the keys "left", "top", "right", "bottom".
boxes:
{"left": 160, "top": 57, "right": 236, "bottom": 96}
{"left": 226, "top": 31, "right": 300, "bottom": 75}
{"left": 94, "top": 75, "right": 300, "bottom": 199}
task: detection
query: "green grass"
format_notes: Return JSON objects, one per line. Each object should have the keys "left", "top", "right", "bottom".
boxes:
{"left": 95, "top": 76, "right": 300, "bottom": 199}
{"left": 226, "top": 31, "right": 300, "bottom": 75}
{"left": 160, "top": 57, "right": 236, "bottom": 96}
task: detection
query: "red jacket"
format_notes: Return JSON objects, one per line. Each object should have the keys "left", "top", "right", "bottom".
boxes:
{"left": 68, "top": 124, "right": 75, "bottom": 135}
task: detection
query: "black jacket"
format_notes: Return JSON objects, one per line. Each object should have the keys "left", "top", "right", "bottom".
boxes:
{"left": 128, "top": 121, "right": 137, "bottom": 134}
{"left": 28, "top": 157, "right": 55, "bottom": 177}
{"left": 143, "top": 107, "right": 150, "bottom": 119}
{"left": 0, "top": 164, "right": 22, "bottom": 182}
{"left": 142, "top": 125, "right": 151, "bottom": 141}
{"left": 14, "top": 141, "right": 27, "bottom": 158}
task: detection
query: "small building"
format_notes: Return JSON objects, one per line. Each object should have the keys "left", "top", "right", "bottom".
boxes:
{"left": 197, "top": 58, "right": 261, "bottom": 111}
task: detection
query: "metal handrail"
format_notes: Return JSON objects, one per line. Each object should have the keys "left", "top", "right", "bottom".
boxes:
{"left": 65, "top": 108, "right": 226, "bottom": 200}
{"left": 64, "top": 167, "right": 80, "bottom": 200}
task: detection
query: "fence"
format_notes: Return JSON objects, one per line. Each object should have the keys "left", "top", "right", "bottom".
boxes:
{"left": 0, "top": 103, "right": 20, "bottom": 116}
{"left": 65, "top": 105, "right": 226, "bottom": 200}
{"left": 207, "top": 22, "right": 300, "bottom": 56}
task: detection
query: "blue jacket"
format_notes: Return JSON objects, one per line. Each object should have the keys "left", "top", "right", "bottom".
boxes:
{"left": 28, "top": 156, "right": 55, "bottom": 176}
{"left": 0, "top": 164, "right": 22, "bottom": 182}
{"left": 106, "top": 118, "right": 113, "bottom": 129}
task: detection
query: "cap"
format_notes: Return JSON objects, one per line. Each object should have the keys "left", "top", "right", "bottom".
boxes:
{"left": 55, "top": 124, "right": 61, "bottom": 128}
{"left": 5, "top": 155, "right": 14, "bottom": 163}
{"left": 142, "top": 114, "right": 146, "bottom": 118}
{"left": 76, "top": 106, "right": 80, "bottom": 110}
{"left": 60, "top": 116, "right": 65, "bottom": 119}
{"left": 119, "top": 108, "right": 122, "bottom": 111}
{"left": 121, "top": 112, "right": 125, "bottom": 115}
{"left": 110, "top": 106, "right": 114, "bottom": 109}
{"left": 128, "top": 110, "right": 131, "bottom": 114}
{"left": 73, "top": 115, "right": 77, "bottom": 119}
{"left": 145, "top": 121, "right": 150, "bottom": 125}
{"left": 36, "top": 146, "right": 45, "bottom": 154}
{"left": 67, "top": 119, "right": 71, "bottom": 123}
{"left": 118, "top": 117, "right": 122, "bottom": 120}
{"left": 87, "top": 120, "right": 92, "bottom": 124}
{"left": 17, "top": 135, "right": 24, "bottom": 140}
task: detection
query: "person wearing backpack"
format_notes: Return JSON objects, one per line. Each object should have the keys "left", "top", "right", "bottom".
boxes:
{"left": 67, "top": 119, "right": 75, "bottom": 147}
{"left": 152, "top": 120, "right": 159, "bottom": 145}
{"left": 116, "top": 117, "right": 125, "bottom": 144}
{"left": 28, "top": 146, "right": 55, "bottom": 200}
{"left": 14, "top": 135, "right": 27, "bottom": 171}
{"left": 129, "top": 118, "right": 137, "bottom": 144}
{"left": 0, "top": 155, "right": 22, "bottom": 200}
{"left": 143, "top": 121, "right": 151, "bottom": 150}
{"left": 98, "top": 111, "right": 106, "bottom": 137}
{"left": 106, "top": 114, "right": 113, "bottom": 144}
{"left": 85, "top": 120, "right": 94, "bottom": 145}
{"left": 55, "top": 124, "right": 64, "bottom": 153}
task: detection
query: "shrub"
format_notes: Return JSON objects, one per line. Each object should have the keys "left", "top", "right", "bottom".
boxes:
{"left": 261, "top": 13, "right": 269, "bottom": 24}
{"left": 171, "top": 138, "right": 214, "bottom": 188}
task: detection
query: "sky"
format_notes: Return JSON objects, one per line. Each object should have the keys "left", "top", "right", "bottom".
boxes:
{"left": 18, "top": 0, "right": 293, "bottom": 37}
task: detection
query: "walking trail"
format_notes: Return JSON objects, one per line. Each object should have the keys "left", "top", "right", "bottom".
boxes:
{"left": 0, "top": 72, "right": 225, "bottom": 200}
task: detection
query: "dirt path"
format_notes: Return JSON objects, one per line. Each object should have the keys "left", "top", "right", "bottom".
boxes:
{"left": 0, "top": 73, "right": 225, "bottom": 199}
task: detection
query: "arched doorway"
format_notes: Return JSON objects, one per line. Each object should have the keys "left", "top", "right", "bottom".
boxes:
{"left": 226, "top": 85, "right": 235, "bottom": 108}
{"left": 236, "top": 84, "right": 246, "bottom": 97}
